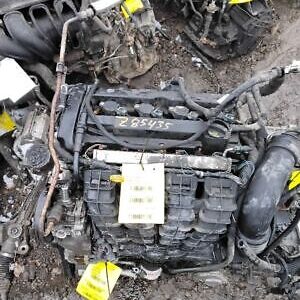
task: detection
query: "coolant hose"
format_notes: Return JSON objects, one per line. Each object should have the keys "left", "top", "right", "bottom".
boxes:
{"left": 237, "top": 239, "right": 281, "bottom": 273}
{"left": 212, "top": 68, "right": 284, "bottom": 117}
{"left": 238, "top": 132, "right": 300, "bottom": 252}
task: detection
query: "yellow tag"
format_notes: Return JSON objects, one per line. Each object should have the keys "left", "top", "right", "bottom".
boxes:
{"left": 76, "top": 262, "right": 122, "bottom": 300}
{"left": 110, "top": 175, "right": 125, "bottom": 183}
{"left": 121, "top": 0, "right": 144, "bottom": 19}
{"left": 0, "top": 111, "right": 16, "bottom": 135}
{"left": 229, "top": 0, "right": 253, "bottom": 4}
{"left": 289, "top": 171, "right": 300, "bottom": 191}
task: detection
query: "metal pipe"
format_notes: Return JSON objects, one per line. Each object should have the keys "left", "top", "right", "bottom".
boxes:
{"left": 42, "top": 73, "right": 64, "bottom": 237}
{"left": 42, "top": 16, "right": 80, "bottom": 237}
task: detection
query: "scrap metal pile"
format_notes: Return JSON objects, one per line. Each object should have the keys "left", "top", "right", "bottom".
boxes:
{"left": 167, "top": 0, "right": 272, "bottom": 61}
{"left": 0, "top": 0, "right": 299, "bottom": 299}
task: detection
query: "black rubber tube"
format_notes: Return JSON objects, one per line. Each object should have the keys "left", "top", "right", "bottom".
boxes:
{"left": 54, "top": 140, "right": 117, "bottom": 170}
{"left": 212, "top": 68, "right": 284, "bottom": 117}
{"left": 259, "top": 75, "right": 285, "bottom": 97}
{"left": 238, "top": 133, "right": 300, "bottom": 248}
{"left": 237, "top": 239, "right": 281, "bottom": 273}
{"left": 3, "top": 11, "right": 54, "bottom": 60}
{"left": 279, "top": 186, "right": 300, "bottom": 206}
{"left": 23, "top": 63, "right": 57, "bottom": 91}
{"left": 177, "top": 77, "right": 210, "bottom": 118}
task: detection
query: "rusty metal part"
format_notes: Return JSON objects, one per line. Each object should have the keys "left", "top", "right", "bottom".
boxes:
{"left": 40, "top": 73, "right": 63, "bottom": 237}
{"left": 41, "top": 16, "right": 80, "bottom": 237}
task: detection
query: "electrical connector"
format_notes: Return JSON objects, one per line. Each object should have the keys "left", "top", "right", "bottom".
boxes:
{"left": 284, "top": 60, "right": 300, "bottom": 74}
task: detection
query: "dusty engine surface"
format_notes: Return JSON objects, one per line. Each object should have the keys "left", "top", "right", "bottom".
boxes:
{"left": 54, "top": 84, "right": 241, "bottom": 266}
{"left": 0, "top": 0, "right": 300, "bottom": 299}
{"left": 0, "top": 58, "right": 299, "bottom": 297}
{"left": 37, "top": 70, "right": 299, "bottom": 280}
{"left": 167, "top": 0, "right": 272, "bottom": 61}
{"left": 0, "top": 0, "right": 158, "bottom": 82}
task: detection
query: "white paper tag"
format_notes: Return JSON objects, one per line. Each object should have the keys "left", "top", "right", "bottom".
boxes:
{"left": 0, "top": 58, "right": 36, "bottom": 103}
{"left": 118, "top": 163, "right": 165, "bottom": 224}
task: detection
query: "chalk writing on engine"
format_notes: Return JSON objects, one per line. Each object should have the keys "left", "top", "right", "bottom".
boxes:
{"left": 115, "top": 116, "right": 174, "bottom": 131}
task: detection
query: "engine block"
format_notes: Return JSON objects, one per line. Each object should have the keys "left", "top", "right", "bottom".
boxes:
{"left": 84, "top": 168, "right": 238, "bottom": 264}
{"left": 53, "top": 83, "right": 244, "bottom": 268}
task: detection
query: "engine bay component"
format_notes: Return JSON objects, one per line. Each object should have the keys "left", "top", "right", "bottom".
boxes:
{"left": 0, "top": 1, "right": 299, "bottom": 298}
{"left": 0, "top": 61, "right": 298, "bottom": 298}
{"left": 0, "top": 0, "right": 158, "bottom": 82}
{"left": 92, "top": 150, "right": 231, "bottom": 170}
{"left": 168, "top": 0, "right": 272, "bottom": 60}
{"left": 32, "top": 63, "right": 299, "bottom": 281}
{"left": 13, "top": 106, "right": 51, "bottom": 172}
{"left": 239, "top": 132, "right": 300, "bottom": 253}
{"left": 0, "top": 58, "right": 36, "bottom": 103}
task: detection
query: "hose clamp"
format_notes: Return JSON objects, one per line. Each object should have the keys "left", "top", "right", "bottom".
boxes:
{"left": 56, "top": 62, "right": 67, "bottom": 75}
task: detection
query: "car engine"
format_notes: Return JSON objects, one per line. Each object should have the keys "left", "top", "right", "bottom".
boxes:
{"left": 0, "top": 0, "right": 158, "bottom": 83}
{"left": 5, "top": 64, "right": 299, "bottom": 284}
{"left": 0, "top": 0, "right": 299, "bottom": 299}
{"left": 167, "top": 0, "right": 272, "bottom": 61}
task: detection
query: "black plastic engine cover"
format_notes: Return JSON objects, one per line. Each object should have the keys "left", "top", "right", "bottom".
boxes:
{"left": 83, "top": 168, "right": 238, "bottom": 263}
{"left": 57, "top": 84, "right": 225, "bottom": 152}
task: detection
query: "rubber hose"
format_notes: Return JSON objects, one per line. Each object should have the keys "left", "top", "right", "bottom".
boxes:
{"left": 237, "top": 239, "right": 281, "bottom": 273}
{"left": 259, "top": 75, "right": 285, "bottom": 97}
{"left": 177, "top": 77, "right": 210, "bottom": 118}
{"left": 238, "top": 133, "right": 300, "bottom": 250}
{"left": 212, "top": 68, "right": 284, "bottom": 117}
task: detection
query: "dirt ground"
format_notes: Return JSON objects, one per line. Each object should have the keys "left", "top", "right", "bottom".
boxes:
{"left": 6, "top": 0, "right": 300, "bottom": 299}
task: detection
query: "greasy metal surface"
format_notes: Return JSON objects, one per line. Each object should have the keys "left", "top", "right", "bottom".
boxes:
{"left": 93, "top": 149, "right": 232, "bottom": 171}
